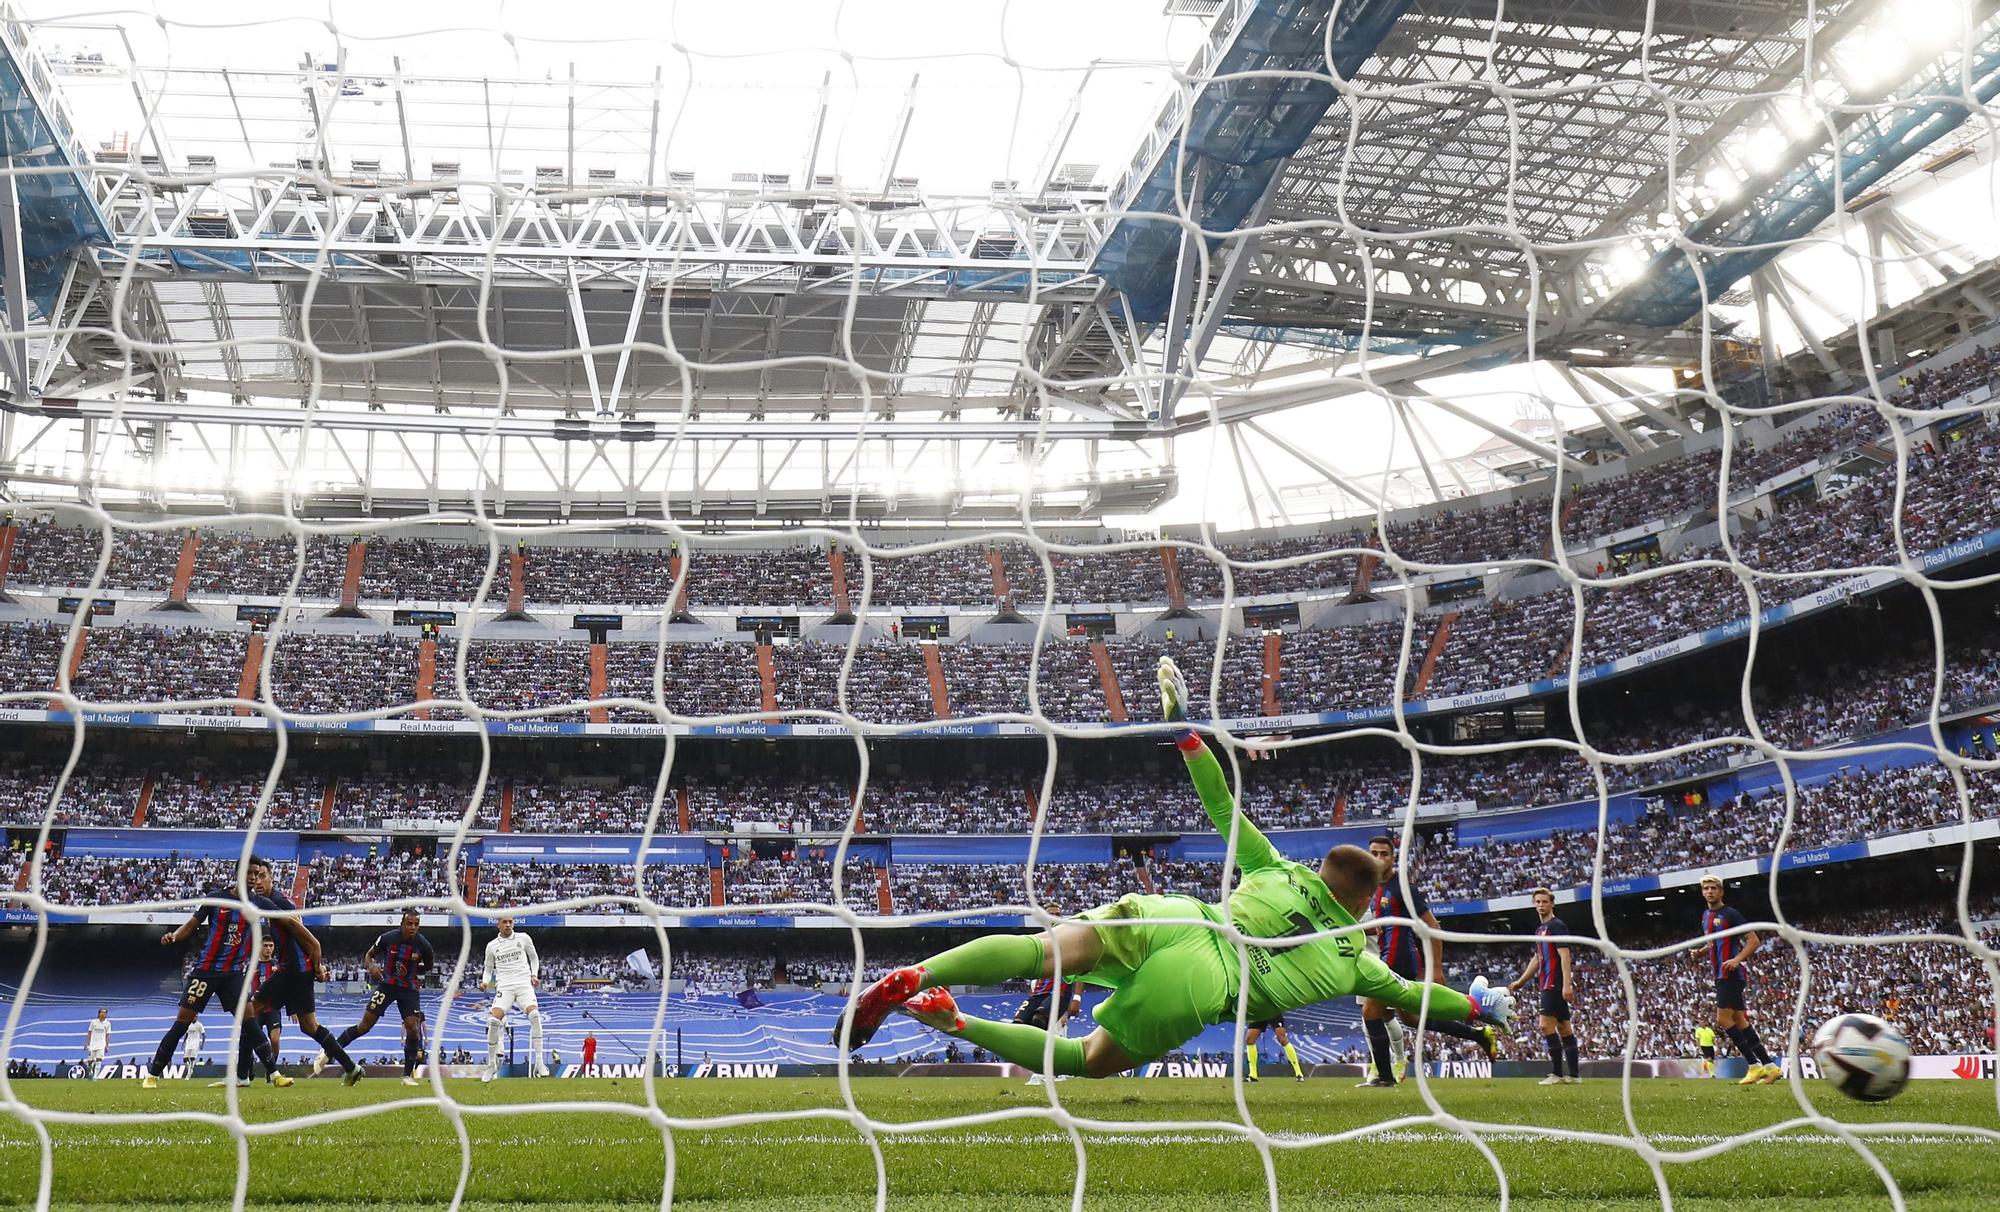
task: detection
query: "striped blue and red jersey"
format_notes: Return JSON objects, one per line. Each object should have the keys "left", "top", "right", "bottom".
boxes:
{"left": 190, "top": 895, "right": 253, "bottom": 973}
{"left": 1702, "top": 905, "right": 1748, "bottom": 979}
{"left": 251, "top": 959, "right": 277, "bottom": 996}
{"left": 1029, "top": 977, "right": 1080, "bottom": 1005}
{"left": 254, "top": 891, "right": 311, "bottom": 971}
{"left": 372, "top": 930, "right": 434, "bottom": 989}
{"left": 1369, "top": 876, "right": 1429, "bottom": 968}
{"left": 1533, "top": 915, "right": 1568, "bottom": 992}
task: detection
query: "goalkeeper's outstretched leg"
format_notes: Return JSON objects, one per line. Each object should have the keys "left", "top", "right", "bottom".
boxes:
{"left": 834, "top": 656, "right": 1513, "bottom": 1078}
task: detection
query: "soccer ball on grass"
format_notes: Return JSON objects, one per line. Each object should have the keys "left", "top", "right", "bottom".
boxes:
{"left": 1809, "top": 1013, "right": 1911, "bottom": 1102}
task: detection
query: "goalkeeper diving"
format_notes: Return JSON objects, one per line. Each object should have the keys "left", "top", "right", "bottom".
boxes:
{"left": 832, "top": 657, "right": 1516, "bottom": 1078}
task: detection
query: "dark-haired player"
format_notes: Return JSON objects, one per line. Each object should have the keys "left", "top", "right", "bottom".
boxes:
{"left": 142, "top": 881, "right": 286, "bottom": 1088}
{"left": 1015, "top": 975, "right": 1082, "bottom": 1085}
{"left": 1698, "top": 875, "right": 1778, "bottom": 1085}
{"left": 242, "top": 857, "right": 363, "bottom": 1086}
{"left": 833, "top": 657, "right": 1516, "bottom": 1078}
{"left": 1508, "top": 887, "right": 1579, "bottom": 1084}
{"left": 1358, "top": 835, "right": 1498, "bottom": 1088}
{"left": 316, "top": 910, "right": 434, "bottom": 1087}
{"left": 250, "top": 938, "right": 285, "bottom": 1066}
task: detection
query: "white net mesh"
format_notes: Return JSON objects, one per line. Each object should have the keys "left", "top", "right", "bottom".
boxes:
{"left": 2, "top": 0, "right": 2000, "bottom": 1208}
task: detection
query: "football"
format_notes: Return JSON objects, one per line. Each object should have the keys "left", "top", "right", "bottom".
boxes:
{"left": 1810, "top": 1013, "right": 1912, "bottom": 1102}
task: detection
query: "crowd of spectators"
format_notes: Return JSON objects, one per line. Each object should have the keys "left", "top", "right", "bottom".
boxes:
{"left": 70, "top": 625, "right": 246, "bottom": 712}
{"left": 885, "top": 860, "right": 1142, "bottom": 915}
{"left": 0, "top": 620, "right": 69, "bottom": 697}
{"left": 509, "top": 779, "right": 661, "bottom": 834}
{"left": 1183, "top": 534, "right": 1366, "bottom": 601}
{"left": 0, "top": 764, "right": 143, "bottom": 827}
{"left": 1416, "top": 761, "right": 1998, "bottom": 903}
{"left": 145, "top": 767, "right": 324, "bottom": 829}
{"left": 474, "top": 861, "right": 644, "bottom": 911}
{"left": 687, "top": 771, "right": 854, "bottom": 833}
{"left": 307, "top": 850, "right": 462, "bottom": 905}
{"left": 857, "top": 541, "right": 1041, "bottom": 608}
{"left": 359, "top": 537, "right": 501, "bottom": 603}
{"left": 429, "top": 639, "right": 593, "bottom": 719}
{"left": 1269, "top": 622, "right": 1409, "bottom": 716}
{"left": 7, "top": 521, "right": 180, "bottom": 592}
{"left": 268, "top": 632, "right": 421, "bottom": 716}
{"left": 186, "top": 532, "right": 348, "bottom": 598}
{"left": 530, "top": 945, "right": 658, "bottom": 991}
{"left": 29, "top": 856, "right": 297, "bottom": 906}
{"left": 769, "top": 639, "right": 936, "bottom": 723}
{"left": 10, "top": 344, "right": 2000, "bottom": 622}
{"left": 720, "top": 854, "right": 881, "bottom": 912}
{"left": 335, "top": 772, "right": 498, "bottom": 830}
{"left": 1420, "top": 593, "right": 1571, "bottom": 699}
{"left": 606, "top": 639, "right": 764, "bottom": 719}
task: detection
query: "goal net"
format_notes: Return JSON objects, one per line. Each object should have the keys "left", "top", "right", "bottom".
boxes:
{"left": 2, "top": 0, "right": 1999, "bottom": 1208}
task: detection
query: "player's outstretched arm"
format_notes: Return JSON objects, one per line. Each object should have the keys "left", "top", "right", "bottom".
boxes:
{"left": 1158, "top": 657, "right": 1279, "bottom": 873}
{"left": 1353, "top": 951, "right": 1513, "bottom": 1029}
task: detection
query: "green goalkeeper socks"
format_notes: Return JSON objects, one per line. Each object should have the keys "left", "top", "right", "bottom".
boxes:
{"left": 1246, "top": 1047, "right": 1259, "bottom": 1079}
{"left": 1282, "top": 1041, "right": 1303, "bottom": 1077}
{"left": 918, "top": 933, "right": 1046, "bottom": 989}
{"left": 952, "top": 1014, "right": 1089, "bottom": 1077}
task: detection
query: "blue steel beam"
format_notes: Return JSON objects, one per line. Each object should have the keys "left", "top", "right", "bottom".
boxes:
{"left": 0, "top": 19, "right": 109, "bottom": 320}
{"left": 1092, "top": 0, "right": 1414, "bottom": 322}
{"left": 1599, "top": 23, "right": 2000, "bottom": 330}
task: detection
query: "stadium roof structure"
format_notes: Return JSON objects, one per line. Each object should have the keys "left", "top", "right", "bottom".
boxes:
{"left": 0, "top": 0, "right": 1993, "bottom": 521}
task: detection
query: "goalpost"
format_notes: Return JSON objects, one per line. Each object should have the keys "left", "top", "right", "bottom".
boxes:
{"left": 0, "top": 0, "right": 1998, "bottom": 1209}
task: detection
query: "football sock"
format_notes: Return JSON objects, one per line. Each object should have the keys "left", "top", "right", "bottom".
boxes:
{"left": 335, "top": 1024, "right": 362, "bottom": 1049}
{"left": 1727, "top": 1026, "right": 1767, "bottom": 1066}
{"left": 527, "top": 1010, "right": 545, "bottom": 1071}
{"left": 1739, "top": 1025, "right": 1773, "bottom": 1067}
{"left": 1246, "top": 1047, "right": 1260, "bottom": 1079}
{"left": 1544, "top": 1033, "right": 1563, "bottom": 1077}
{"left": 1428, "top": 1019, "right": 1485, "bottom": 1043}
{"left": 950, "top": 1014, "right": 1087, "bottom": 1077}
{"left": 247, "top": 1024, "right": 280, "bottom": 1076}
{"left": 1386, "top": 1016, "right": 1407, "bottom": 1076}
{"left": 487, "top": 1016, "right": 504, "bottom": 1069}
{"left": 235, "top": 1027, "right": 259, "bottom": 1078}
{"left": 1726, "top": 1026, "right": 1756, "bottom": 1065}
{"left": 1365, "top": 1018, "right": 1395, "bottom": 1082}
{"left": 310, "top": 1025, "right": 356, "bottom": 1074}
{"left": 1562, "top": 1034, "right": 1580, "bottom": 1078}
{"left": 403, "top": 1030, "right": 422, "bottom": 1076}
{"left": 1282, "top": 1041, "right": 1303, "bottom": 1077}
{"left": 919, "top": 934, "right": 1046, "bottom": 989}
{"left": 149, "top": 1020, "right": 190, "bottom": 1077}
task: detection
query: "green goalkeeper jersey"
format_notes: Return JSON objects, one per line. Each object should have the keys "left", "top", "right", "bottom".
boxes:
{"left": 1181, "top": 738, "right": 1434, "bottom": 1023}
{"left": 1223, "top": 858, "right": 1370, "bottom": 1023}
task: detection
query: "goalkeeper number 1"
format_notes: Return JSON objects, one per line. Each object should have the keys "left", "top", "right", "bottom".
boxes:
{"left": 833, "top": 656, "right": 1516, "bottom": 1078}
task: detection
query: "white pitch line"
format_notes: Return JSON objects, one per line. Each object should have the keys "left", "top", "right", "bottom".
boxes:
{"left": 0, "top": 1129, "right": 1977, "bottom": 1149}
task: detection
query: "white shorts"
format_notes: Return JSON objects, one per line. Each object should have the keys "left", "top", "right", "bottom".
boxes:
{"left": 490, "top": 984, "right": 538, "bottom": 1015}
{"left": 87, "top": 1047, "right": 105, "bottom": 1064}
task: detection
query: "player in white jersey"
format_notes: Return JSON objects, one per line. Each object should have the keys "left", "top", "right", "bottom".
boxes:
{"left": 85, "top": 1009, "right": 111, "bottom": 1069}
{"left": 183, "top": 1018, "right": 206, "bottom": 1067}
{"left": 480, "top": 917, "right": 545, "bottom": 1080}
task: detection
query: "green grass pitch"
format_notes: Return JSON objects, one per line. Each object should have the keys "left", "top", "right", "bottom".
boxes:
{"left": 1, "top": 1078, "right": 1996, "bottom": 1211}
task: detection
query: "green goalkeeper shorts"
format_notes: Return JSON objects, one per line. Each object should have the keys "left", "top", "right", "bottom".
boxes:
{"left": 1074, "top": 893, "right": 1239, "bottom": 1064}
